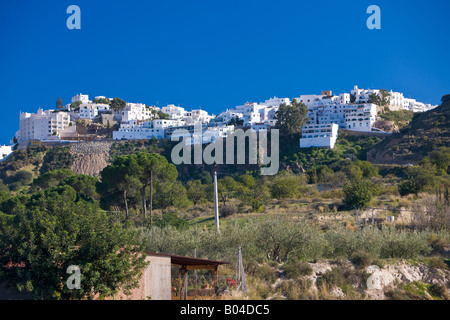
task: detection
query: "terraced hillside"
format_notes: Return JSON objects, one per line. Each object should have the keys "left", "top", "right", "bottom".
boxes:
{"left": 368, "top": 96, "right": 450, "bottom": 165}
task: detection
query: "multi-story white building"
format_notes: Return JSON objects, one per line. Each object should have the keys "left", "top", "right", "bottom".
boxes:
{"left": 403, "top": 98, "right": 437, "bottom": 113}
{"left": 388, "top": 90, "right": 405, "bottom": 108}
{"left": 350, "top": 86, "right": 380, "bottom": 103}
{"left": 79, "top": 103, "right": 110, "bottom": 119}
{"left": 296, "top": 94, "right": 324, "bottom": 108}
{"left": 71, "top": 93, "right": 90, "bottom": 104}
{"left": 161, "top": 105, "right": 187, "bottom": 120}
{"left": 215, "top": 110, "right": 245, "bottom": 124}
{"left": 344, "top": 104, "right": 377, "bottom": 131}
{"left": 112, "top": 120, "right": 165, "bottom": 140}
{"left": 262, "top": 97, "right": 290, "bottom": 108}
{"left": 300, "top": 123, "right": 339, "bottom": 149}
{"left": 190, "top": 109, "right": 214, "bottom": 124}
{"left": 119, "top": 103, "right": 153, "bottom": 122}
{"left": 152, "top": 119, "right": 186, "bottom": 129}
{"left": 17, "top": 108, "right": 74, "bottom": 143}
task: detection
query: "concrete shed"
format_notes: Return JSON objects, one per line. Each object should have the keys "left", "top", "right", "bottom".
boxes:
{"left": 114, "top": 252, "right": 228, "bottom": 300}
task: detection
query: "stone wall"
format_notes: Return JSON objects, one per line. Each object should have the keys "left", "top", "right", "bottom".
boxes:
{"left": 70, "top": 141, "right": 113, "bottom": 154}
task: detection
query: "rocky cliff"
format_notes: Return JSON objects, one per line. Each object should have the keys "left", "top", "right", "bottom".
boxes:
{"left": 70, "top": 141, "right": 113, "bottom": 176}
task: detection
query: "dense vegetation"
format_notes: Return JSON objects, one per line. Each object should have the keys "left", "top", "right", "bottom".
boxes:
{"left": 0, "top": 96, "right": 449, "bottom": 300}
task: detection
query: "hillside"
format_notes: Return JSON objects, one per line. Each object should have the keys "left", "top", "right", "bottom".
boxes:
{"left": 368, "top": 97, "right": 450, "bottom": 165}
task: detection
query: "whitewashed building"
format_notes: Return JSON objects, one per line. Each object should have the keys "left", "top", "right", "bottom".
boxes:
{"left": 71, "top": 93, "right": 90, "bottom": 104}
{"left": 161, "top": 105, "right": 187, "bottom": 120}
{"left": 17, "top": 108, "right": 74, "bottom": 143}
{"left": 119, "top": 103, "right": 154, "bottom": 122}
{"left": 0, "top": 145, "right": 13, "bottom": 161}
{"left": 112, "top": 120, "right": 165, "bottom": 140}
{"left": 79, "top": 103, "right": 110, "bottom": 119}
{"left": 300, "top": 123, "right": 339, "bottom": 149}
{"left": 190, "top": 109, "right": 214, "bottom": 124}
{"left": 344, "top": 104, "right": 377, "bottom": 131}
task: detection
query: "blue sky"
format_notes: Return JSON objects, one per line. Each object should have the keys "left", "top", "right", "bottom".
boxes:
{"left": 0, "top": 0, "right": 449, "bottom": 144}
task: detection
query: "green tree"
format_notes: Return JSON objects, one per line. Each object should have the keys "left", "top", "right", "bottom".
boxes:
{"left": 32, "top": 169, "right": 75, "bottom": 191}
{"left": 109, "top": 98, "right": 126, "bottom": 112}
{"left": 269, "top": 171, "right": 304, "bottom": 199}
{"left": 398, "top": 162, "right": 442, "bottom": 196}
{"left": 61, "top": 174, "right": 99, "bottom": 200}
{"left": 217, "top": 176, "right": 239, "bottom": 206}
{"left": 343, "top": 164, "right": 363, "bottom": 181}
{"left": 239, "top": 174, "right": 256, "bottom": 189}
{"left": 0, "top": 185, "right": 148, "bottom": 300}
{"left": 275, "top": 99, "right": 308, "bottom": 135}
{"left": 186, "top": 180, "right": 206, "bottom": 206}
{"left": 99, "top": 155, "right": 140, "bottom": 220}
{"left": 343, "top": 179, "right": 378, "bottom": 209}
{"left": 355, "top": 161, "right": 380, "bottom": 179}
{"left": 92, "top": 97, "right": 110, "bottom": 105}
{"left": 157, "top": 111, "right": 170, "bottom": 119}
{"left": 56, "top": 97, "right": 64, "bottom": 110}
{"left": 70, "top": 100, "right": 82, "bottom": 111}
{"left": 239, "top": 183, "right": 271, "bottom": 212}
{"left": 136, "top": 153, "right": 178, "bottom": 222}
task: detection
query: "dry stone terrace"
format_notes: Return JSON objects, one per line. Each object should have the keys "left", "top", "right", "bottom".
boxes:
{"left": 70, "top": 141, "right": 113, "bottom": 154}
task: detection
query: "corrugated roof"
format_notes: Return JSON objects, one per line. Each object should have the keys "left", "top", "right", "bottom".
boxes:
{"left": 146, "top": 252, "right": 228, "bottom": 266}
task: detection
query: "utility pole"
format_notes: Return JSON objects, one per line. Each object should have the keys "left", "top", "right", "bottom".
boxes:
{"left": 214, "top": 171, "right": 220, "bottom": 233}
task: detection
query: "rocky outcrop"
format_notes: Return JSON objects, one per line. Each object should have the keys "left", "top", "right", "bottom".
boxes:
{"left": 70, "top": 141, "right": 113, "bottom": 176}
{"left": 277, "top": 259, "right": 450, "bottom": 300}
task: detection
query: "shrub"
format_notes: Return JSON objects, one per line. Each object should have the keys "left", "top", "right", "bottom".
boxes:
{"left": 8, "top": 181, "right": 23, "bottom": 191}
{"left": 269, "top": 172, "right": 305, "bottom": 199}
{"left": 350, "top": 250, "right": 373, "bottom": 269}
{"left": 283, "top": 260, "right": 313, "bottom": 279}
{"left": 220, "top": 205, "right": 237, "bottom": 218}
{"left": 316, "top": 267, "right": 352, "bottom": 290}
{"left": 427, "top": 256, "right": 448, "bottom": 270}
{"left": 11, "top": 170, "right": 33, "bottom": 186}
{"left": 428, "top": 283, "right": 449, "bottom": 300}
{"left": 152, "top": 212, "right": 189, "bottom": 230}
{"left": 343, "top": 179, "right": 378, "bottom": 209}
{"left": 252, "top": 264, "right": 277, "bottom": 284}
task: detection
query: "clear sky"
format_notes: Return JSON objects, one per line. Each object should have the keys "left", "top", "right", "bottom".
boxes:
{"left": 0, "top": 0, "right": 449, "bottom": 144}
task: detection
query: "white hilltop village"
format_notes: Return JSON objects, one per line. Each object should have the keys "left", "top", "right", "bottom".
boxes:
{"left": 4, "top": 85, "right": 437, "bottom": 160}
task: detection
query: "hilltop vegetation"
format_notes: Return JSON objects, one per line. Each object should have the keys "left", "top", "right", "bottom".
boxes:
{"left": 368, "top": 95, "right": 450, "bottom": 165}
{"left": 0, "top": 95, "right": 449, "bottom": 300}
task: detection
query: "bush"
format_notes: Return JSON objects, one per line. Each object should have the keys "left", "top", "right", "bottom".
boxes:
{"left": 317, "top": 267, "right": 352, "bottom": 290}
{"left": 350, "top": 250, "right": 373, "bottom": 269}
{"left": 283, "top": 260, "right": 313, "bottom": 279}
{"left": 152, "top": 212, "right": 189, "bottom": 230}
{"left": 40, "top": 147, "right": 73, "bottom": 174}
{"left": 427, "top": 256, "right": 448, "bottom": 270}
{"left": 11, "top": 170, "right": 33, "bottom": 186}
{"left": 220, "top": 205, "right": 237, "bottom": 218}
{"left": 343, "top": 179, "right": 378, "bottom": 209}
{"left": 428, "top": 283, "right": 449, "bottom": 299}
{"left": 251, "top": 264, "right": 277, "bottom": 283}
{"left": 269, "top": 172, "right": 305, "bottom": 199}
{"left": 9, "top": 181, "right": 24, "bottom": 191}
